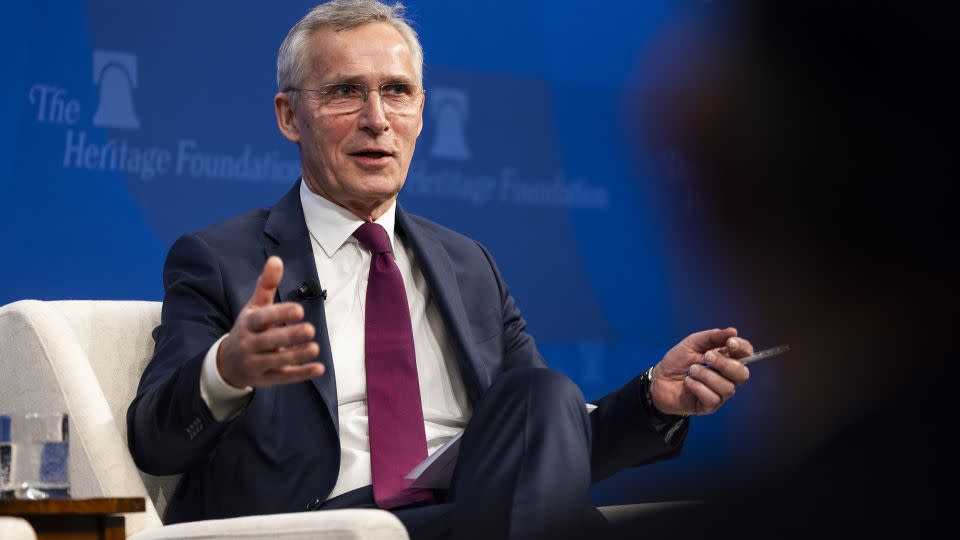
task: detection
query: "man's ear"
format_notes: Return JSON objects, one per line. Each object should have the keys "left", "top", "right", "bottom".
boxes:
{"left": 275, "top": 92, "right": 300, "bottom": 143}
{"left": 416, "top": 92, "right": 425, "bottom": 137}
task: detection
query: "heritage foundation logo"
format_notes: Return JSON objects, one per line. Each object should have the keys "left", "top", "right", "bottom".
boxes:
{"left": 408, "top": 84, "right": 610, "bottom": 210}
{"left": 26, "top": 50, "right": 299, "bottom": 183}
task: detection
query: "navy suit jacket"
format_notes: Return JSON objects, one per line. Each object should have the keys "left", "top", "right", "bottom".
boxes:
{"left": 127, "top": 180, "right": 685, "bottom": 524}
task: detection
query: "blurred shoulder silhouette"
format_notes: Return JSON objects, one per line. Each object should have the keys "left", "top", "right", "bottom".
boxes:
{"left": 620, "top": 0, "right": 957, "bottom": 537}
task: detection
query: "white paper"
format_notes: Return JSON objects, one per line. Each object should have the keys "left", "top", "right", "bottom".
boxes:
{"left": 406, "top": 431, "right": 463, "bottom": 488}
{"left": 406, "top": 403, "right": 598, "bottom": 489}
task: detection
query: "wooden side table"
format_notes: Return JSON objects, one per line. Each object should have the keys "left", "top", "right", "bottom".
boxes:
{"left": 0, "top": 497, "right": 145, "bottom": 540}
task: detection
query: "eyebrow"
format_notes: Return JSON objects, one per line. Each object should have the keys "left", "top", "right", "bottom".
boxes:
{"left": 323, "top": 74, "right": 415, "bottom": 86}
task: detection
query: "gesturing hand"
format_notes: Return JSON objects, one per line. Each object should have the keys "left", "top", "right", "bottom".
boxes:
{"left": 649, "top": 327, "right": 752, "bottom": 416}
{"left": 216, "top": 256, "right": 324, "bottom": 388}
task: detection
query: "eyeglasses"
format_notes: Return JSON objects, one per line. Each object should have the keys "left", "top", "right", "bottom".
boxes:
{"left": 284, "top": 82, "right": 424, "bottom": 114}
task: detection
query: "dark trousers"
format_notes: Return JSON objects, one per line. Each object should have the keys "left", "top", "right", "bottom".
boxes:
{"left": 318, "top": 367, "right": 606, "bottom": 540}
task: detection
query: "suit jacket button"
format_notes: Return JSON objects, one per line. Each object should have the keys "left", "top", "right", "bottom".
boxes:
{"left": 307, "top": 497, "right": 322, "bottom": 511}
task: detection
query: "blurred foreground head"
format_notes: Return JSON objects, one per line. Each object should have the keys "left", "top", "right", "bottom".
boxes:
{"left": 642, "top": 0, "right": 954, "bottom": 425}
{"left": 644, "top": 0, "right": 952, "bottom": 302}
{"left": 632, "top": 0, "right": 955, "bottom": 534}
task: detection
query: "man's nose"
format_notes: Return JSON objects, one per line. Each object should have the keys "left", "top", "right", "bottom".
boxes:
{"left": 357, "top": 91, "right": 389, "bottom": 133}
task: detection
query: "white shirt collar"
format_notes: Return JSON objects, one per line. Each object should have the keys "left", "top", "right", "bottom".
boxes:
{"left": 299, "top": 179, "right": 398, "bottom": 258}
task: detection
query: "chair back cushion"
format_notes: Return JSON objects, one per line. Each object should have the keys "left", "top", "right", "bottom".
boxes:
{"left": 48, "top": 301, "right": 181, "bottom": 518}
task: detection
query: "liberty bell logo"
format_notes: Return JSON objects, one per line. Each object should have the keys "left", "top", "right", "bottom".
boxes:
{"left": 92, "top": 50, "right": 140, "bottom": 130}
{"left": 428, "top": 88, "right": 471, "bottom": 160}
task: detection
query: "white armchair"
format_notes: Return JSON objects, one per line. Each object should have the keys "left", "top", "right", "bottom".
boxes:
{"left": 0, "top": 299, "right": 674, "bottom": 538}
{"left": 0, "top": 300, "right": 407, "bottom": 539}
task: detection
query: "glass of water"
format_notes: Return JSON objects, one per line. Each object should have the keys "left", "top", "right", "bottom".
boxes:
{"left": 0, "top": 415, "right": 12, "bottom": 498}
{"left": 10, "top": 413, "right": 70, "bottom": 499}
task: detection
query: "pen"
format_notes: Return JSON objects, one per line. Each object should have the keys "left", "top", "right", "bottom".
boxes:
{"left": 737, "top": 345, "right": 790, "bottom": 366}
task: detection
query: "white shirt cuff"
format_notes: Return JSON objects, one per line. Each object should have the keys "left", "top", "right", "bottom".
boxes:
{"left": 200, "top": 334, "right": 253, "bottom": 422}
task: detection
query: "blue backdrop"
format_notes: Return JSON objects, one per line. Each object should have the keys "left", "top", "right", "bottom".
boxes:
{"left": 1, "top": 0, "right": 784, "bottom": 505}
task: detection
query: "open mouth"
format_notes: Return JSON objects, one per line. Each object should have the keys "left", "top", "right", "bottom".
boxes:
{"left": 351, "top": 150, "right": 392, "bottom": 159}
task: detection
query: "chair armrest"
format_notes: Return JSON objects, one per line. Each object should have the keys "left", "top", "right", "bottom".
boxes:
{"left": 0, "top": 517, "right": 38, "bottom": 540}
{"left": 127, "top": 509, "right": 409, "bottom": 540}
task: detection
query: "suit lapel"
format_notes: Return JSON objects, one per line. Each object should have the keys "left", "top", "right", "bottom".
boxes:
{"left": 263, "top": 180, "right": 339, "bottom": 433}
{"left": 259, "top": 189, "right": 488, "bottom": 426}
{"left": 396, "top": 206, "right": 487, "bottom": 402}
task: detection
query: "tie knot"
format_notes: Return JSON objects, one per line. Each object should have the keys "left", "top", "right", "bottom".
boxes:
{"left": 353, "top": 222, "right": 392, "bottom": 254}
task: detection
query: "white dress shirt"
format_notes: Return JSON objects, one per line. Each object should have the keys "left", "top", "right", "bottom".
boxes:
{"left": 199, "top": 180, "right": 472, "bottom": 500}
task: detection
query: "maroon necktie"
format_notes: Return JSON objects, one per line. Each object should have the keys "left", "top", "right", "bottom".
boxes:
{"left": 353, "top": 222, "right": 434, "bottom": 509}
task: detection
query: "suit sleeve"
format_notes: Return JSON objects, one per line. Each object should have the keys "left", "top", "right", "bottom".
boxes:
{"left": 588, "top": 375, "right": 688, "bottom": 482}
{"left": 126, "top": 233, "right": 241, "bottom": 475}
{"left": 475, "top": 242, "right": 687, "bottom": 483}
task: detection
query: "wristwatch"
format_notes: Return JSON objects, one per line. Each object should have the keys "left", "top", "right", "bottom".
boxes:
{"left": 640, "top": 366, "right": 687, "bottom": 425}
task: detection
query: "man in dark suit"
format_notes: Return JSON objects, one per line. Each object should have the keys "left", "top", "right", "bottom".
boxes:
{"left": 127, "top": 1, "right": 754, "bottom": 538}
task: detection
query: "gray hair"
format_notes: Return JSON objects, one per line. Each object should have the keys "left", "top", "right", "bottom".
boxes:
{"left": 277, "top": 0, "right": 424, "bottom": 93}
